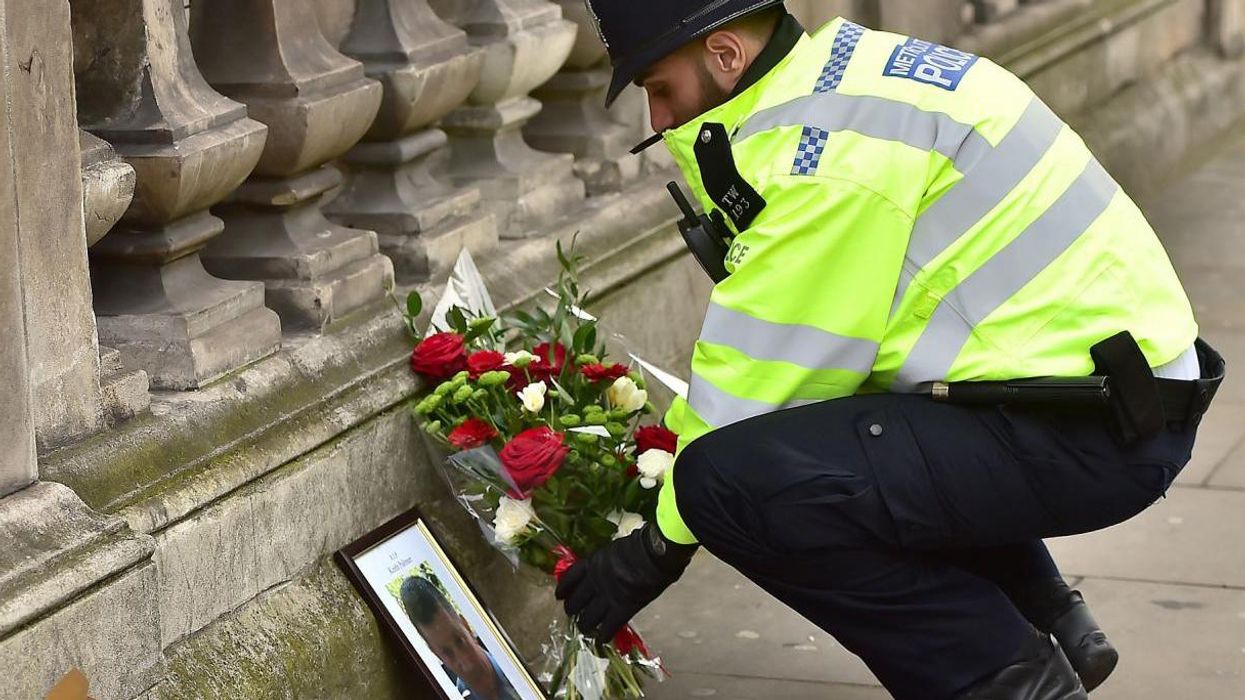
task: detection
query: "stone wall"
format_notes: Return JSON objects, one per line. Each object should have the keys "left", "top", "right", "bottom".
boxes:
{"left": 3, "top": 1, "right": 1245, "bottom": 698}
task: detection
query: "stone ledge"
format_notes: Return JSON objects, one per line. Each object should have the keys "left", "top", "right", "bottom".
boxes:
{"left": 41, "top": 173, "right": 682, "bottom": 534}
{"left": 1073, "top": 47, "right": 1245, "bottom": 201}
{"left": 965, "top": 0, "right": 1205, "bottom": 118}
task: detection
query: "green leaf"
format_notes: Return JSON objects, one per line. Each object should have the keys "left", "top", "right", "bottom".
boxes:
{"left": 572, "top": 323, "right": 596, "bottom": 355}
{"left": 405, "top": 291, "right": 422, "bottom": 319}
{"left": 447, "top": 306, "right": 468, "bottom": 335}
{"left": 464, "top": 317, "right": 496, "bottom": 343}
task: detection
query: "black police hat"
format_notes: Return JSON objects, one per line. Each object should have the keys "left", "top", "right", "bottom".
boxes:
{"left": 587, "top": 0, "right": 787, "bottom": 106}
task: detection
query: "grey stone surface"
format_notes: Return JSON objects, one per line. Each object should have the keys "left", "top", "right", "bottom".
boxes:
{"left": 438, "top": 0, "right": 586, "bottom": 238}
{"left": 191, "top": 0, "right": 393, "bottom": 333}
{"left": 0, "top": 0, "right": 35, "bottom": 497}
{"left": 97, "top": 346, "right": 151, "bottom": 427}
{"left": 325, "top": 0, "right": 499, "bottom": 284}
{"left": 525, "top": 1, "right": 640, "bottom": 195}
{"left": 80, "top": 131, "right": 136, "bottom": 248}
{"left": 878, "top": 0, "right": 967, "bottom": 43}
{"left": 0, "top": 482, "right": 162, "bottom": 700}
{"left": 73, "top": 0, "right": 282, "bottom": 391}
{"left": 10, "top": 0, "right": 105, "bottom": 451}
{"left": 0, "top": 563, "right": 164, "bottom": 700}
{"left": 153, "top": 407, "right": 427, "bottom": 646}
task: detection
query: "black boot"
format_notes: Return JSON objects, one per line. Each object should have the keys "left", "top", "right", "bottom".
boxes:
{"left": 956, "top": 632, "right": 1087, "bottom": 700}
{"left": 1008, "top": 578, "right": 1117, "bottom": 692}
{"left": 1048, "top": 590, "right": 1118, "bottom": 692}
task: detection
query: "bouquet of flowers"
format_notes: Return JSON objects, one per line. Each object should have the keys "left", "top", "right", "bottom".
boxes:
{"left": 403, "top": 245, "right": 678, "bottom": 699}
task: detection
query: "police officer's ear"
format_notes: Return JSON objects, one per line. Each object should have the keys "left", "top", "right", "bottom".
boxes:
{"left": 702, "top": 29, "right": 752, "bottom": 88}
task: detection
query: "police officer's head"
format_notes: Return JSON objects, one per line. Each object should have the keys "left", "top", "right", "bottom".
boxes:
{"left": 587, "top": 0, "right": 787, "bottom": 132}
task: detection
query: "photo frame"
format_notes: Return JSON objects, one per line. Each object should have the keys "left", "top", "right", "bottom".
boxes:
{"left": 336, "top": 509, "right": 547, "bottom": 700}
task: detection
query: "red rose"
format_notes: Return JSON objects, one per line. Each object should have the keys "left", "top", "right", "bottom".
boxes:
{"left": 499, "top": 426, "right": 569, "bottom": 497}
{"left": 529, "top": 342, "right": 568, "bottom": 381}
{"left": 411, "top": 332, "right": 468, "bottom": 379}
{"left": 613, "top": 625, "right": 653, "bottom": 658}
{"left": 447, "top": 418, "right": 498, "bottom": 450}
{"left": 635, "top": 425, "right": 678, "bottom": 455}
{"left": 581, "top": 363, "right": 630, "bottom": 382}
{"left": 467, "top": 350, "right": 505, "bottom": 378}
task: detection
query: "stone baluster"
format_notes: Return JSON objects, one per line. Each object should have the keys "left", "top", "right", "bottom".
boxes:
{"left": 189, "top": 0, "right": 393, "bottom": 332}
{"left": 324, "top": 0, "right": 499, "bottom": 284}
{"left": 433, "top": 0, "right": 585, "bottom": 238}
{"left": 523, "top": 1, "right": 639, "bottom": 195}
{"left": 80, "top": 131, "right": 152, "bottom": 425}
{"left": 1210, "top": 0, "right": 1245, "bottom": 58}
{"left": 71, "top": 0, "right": 281, "bottom": 391}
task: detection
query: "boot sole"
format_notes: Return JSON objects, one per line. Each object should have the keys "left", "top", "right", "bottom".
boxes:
{"left": 1070, "top": 643, "right": 1118, "bottom": 692}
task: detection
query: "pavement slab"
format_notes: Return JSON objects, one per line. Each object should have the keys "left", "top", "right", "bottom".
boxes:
{"left": 637, "top": 556, "right": 880, "bottom": 693}
{"left": 1177, "top": 399, "right": 1245, "bottom": 485}
{"left": 1068, "top": 578, "right": 1245, "bottom": 700}
{"left": 1046, "top": 486, "right": 1245, "bottom": 588}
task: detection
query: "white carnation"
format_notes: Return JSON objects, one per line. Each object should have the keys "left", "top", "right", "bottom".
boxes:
{"left": 504, "top": 350, "right": 535, "bottom": 367}
{"left": 636, "top": 449, "right": 674, "bottom": 489}
{"left": 606, "top": 376, "right": 648, "bottom": 413}
{"left": 608, "top": 511, "right": 646, "bottom": 540}
{"left": 517, "top": 381, "right": 547, "bottom": 413}
{"left": 493, "top": 497, "right": 536, "bottom": 546}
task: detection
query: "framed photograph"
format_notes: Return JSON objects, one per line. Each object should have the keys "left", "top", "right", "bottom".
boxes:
{"left": 337, "top": 509, "right": 547, "bottom": 700}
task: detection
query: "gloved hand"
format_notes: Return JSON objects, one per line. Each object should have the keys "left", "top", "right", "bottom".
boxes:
{"left": 555, "top": 523, "right": 698, "bottom": 643}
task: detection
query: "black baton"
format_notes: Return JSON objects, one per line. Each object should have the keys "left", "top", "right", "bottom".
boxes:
{"left": 932, "top": 377, "right": 1112, "bottom": 406}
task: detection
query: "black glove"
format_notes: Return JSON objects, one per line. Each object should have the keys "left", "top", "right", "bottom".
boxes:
{"left": 555, "top": 523, "right": 698, "bottom": 644}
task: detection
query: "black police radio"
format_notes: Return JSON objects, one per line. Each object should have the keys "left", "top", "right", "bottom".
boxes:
{"left": 667, "top": 181, "right": 733, "bottom": 284}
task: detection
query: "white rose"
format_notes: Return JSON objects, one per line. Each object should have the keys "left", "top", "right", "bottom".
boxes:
{"left": 636, "top": 449, "right": 674, "bottom": 489}
{"left": 607, "top": 377, "right": 648, "bottom": 413}
{"left": 493, "top": 497, "right": 536, "bottom": 546}
{"left": 504, "top": 350, "right": 535, "bottom": 368}
{"left": 517, "top": 381, "right": 547, "bottom": 413}
{"left": 608, "top": 511, "right": 646, "bottom": 540}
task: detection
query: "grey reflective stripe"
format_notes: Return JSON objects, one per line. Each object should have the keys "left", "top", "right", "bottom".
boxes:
{"left": 889, "top": 98, "right": 1064, "bottom": 319}
{"left": 734, "top": 92, "right": 992, "bottom": 172}
{"left": 687, "top": 374, "right": 821, "bottom": 428}
{"left": 891, "top": 158, "right": 1120, "bottom": 391}
{"left": 699, "top": 302, "right": 878, "bottom": 374}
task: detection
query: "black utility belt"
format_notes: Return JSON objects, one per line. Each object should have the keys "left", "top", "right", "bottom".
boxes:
{"left": 933, "top": 333, "right": 1226, "bottom": 444}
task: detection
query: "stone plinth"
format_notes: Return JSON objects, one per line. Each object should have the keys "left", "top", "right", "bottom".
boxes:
{"left": 436, "top": 0, "right": 585, "bottom": 238}
{"left": 73, "top": 0, "right": 282, "bottom": 391}
{"left": 191, "top": 0, "right": 394, "bottom": 333}
{"left": 0, "top": 482, "right": 162, "bottom": 700}
{"left": 524, "top": 0, "right": 639, "bottom": 195}
{"left": 325, "top": 0, "right": 498, "bottom": 284}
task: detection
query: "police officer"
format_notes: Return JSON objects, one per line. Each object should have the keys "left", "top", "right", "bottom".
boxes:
{"left": 555, "top": 3, "right": 1223, "bottom": 699}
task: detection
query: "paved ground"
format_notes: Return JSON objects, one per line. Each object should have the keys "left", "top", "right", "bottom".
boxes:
{"left": 636, "top": 133, "right": 1245, "bottom": 698}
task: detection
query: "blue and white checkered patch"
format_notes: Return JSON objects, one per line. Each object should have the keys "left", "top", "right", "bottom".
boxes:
{"left": 814, "top": 21, "right": 865, "bottom": 93}
{"left": 791, "top": 126, "right": 831, "bottom": 176}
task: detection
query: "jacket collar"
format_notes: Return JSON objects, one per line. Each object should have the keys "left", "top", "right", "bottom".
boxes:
{"left": 730, "top": 12, "right": 805, "bottom": 99}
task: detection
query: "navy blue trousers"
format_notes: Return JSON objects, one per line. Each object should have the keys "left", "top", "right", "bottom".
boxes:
{"left": 674, "top": 395, "right": 1195, "bottom": 700}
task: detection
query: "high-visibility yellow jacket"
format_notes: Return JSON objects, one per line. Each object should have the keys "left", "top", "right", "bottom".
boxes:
{"left": 656, "top": 17, "right": 1198, "bottom": 544}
